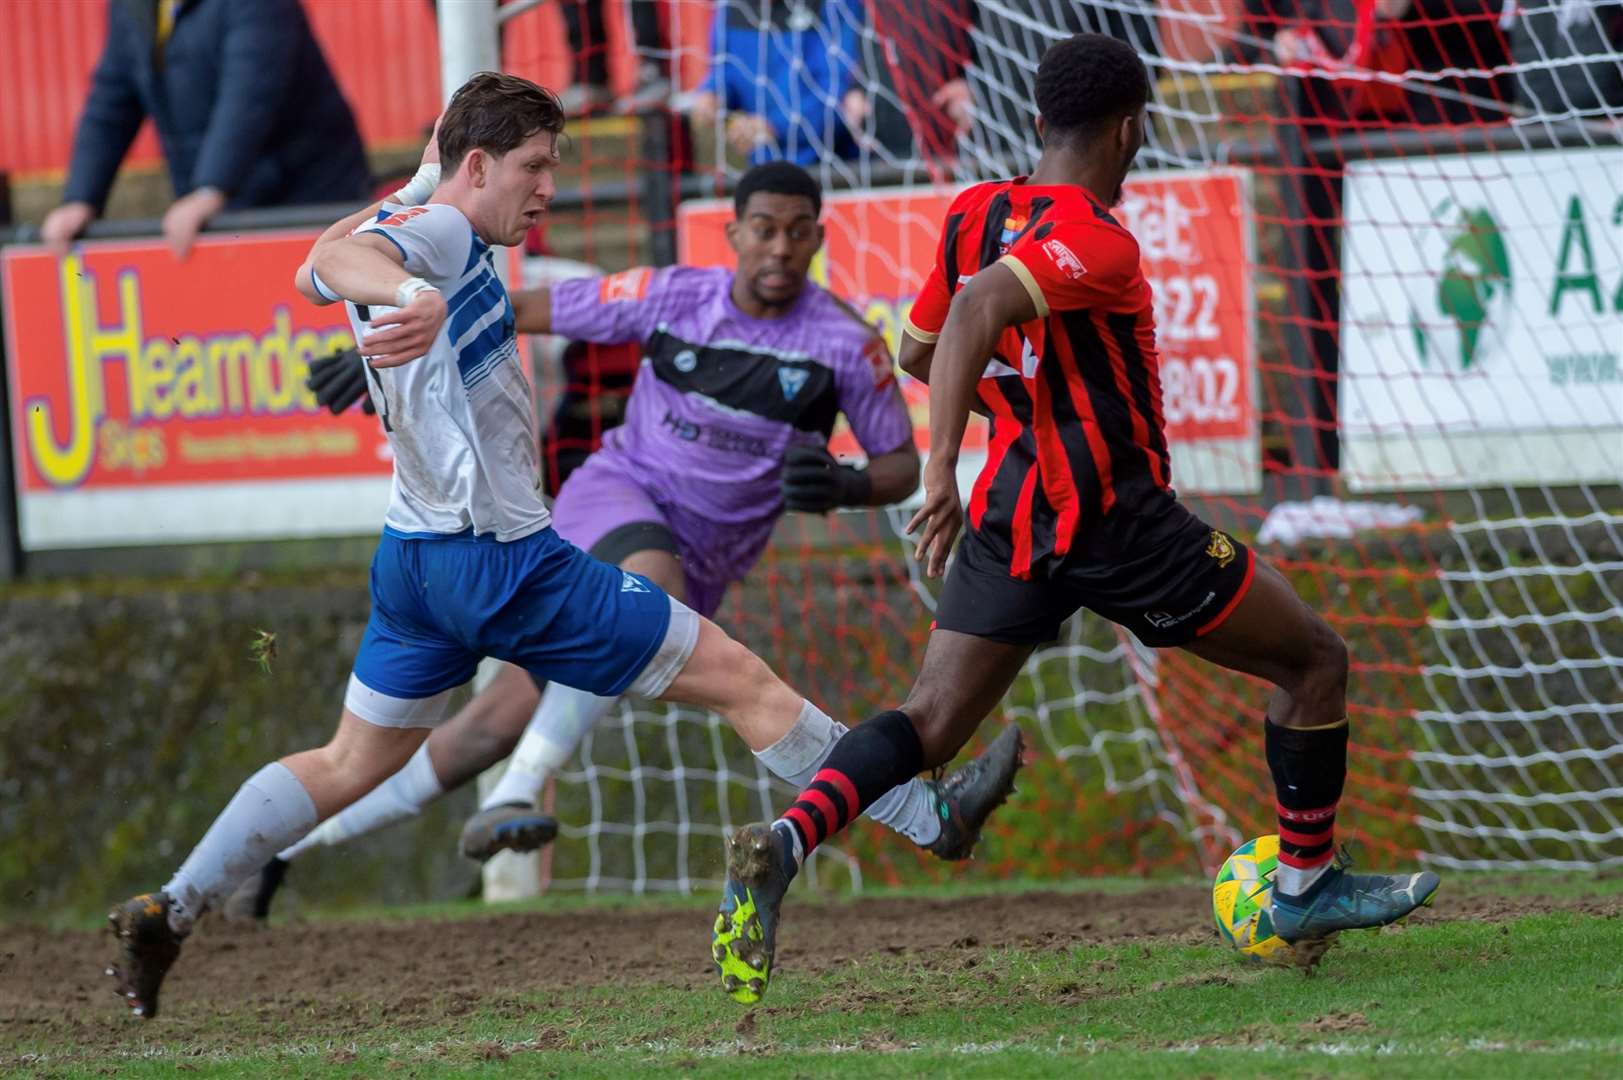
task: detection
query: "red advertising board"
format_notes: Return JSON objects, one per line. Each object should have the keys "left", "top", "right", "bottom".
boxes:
{"left": 677, "top": 169, "right": 1258, "bottom": 493}
{"left": 2, "top": 232, "right": 394, "bottom": 548}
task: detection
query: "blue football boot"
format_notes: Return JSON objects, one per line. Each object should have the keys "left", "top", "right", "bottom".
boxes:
{"left": 459, "top": 803, "right": 559, "bottom": 861}
{"left": 1272, "top": 855, "right": 1440, "bottom": 968}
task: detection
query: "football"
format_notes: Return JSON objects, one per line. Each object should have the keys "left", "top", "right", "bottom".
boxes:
{"left": 1212, "top": 835, "right": 1290, "bottom": 963}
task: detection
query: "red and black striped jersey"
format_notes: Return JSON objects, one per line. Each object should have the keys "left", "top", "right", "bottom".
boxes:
{"left": 904, "top": 177, "right": 1170, "bottom": 579}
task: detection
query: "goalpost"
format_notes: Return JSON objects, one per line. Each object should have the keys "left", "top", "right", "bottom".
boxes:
{"left": 447, "top": 0, "right": 1622, "bottom": 897}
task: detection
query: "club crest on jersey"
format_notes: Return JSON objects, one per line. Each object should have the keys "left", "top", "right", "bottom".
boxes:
{"left": 1205, "top": 530, "right": 1237, "bottom": 568}
{"left": 778, "top": 366, "right": 810, "bottom": 401}
{"left": 999, "top": 214, "right": 1028, "bottom": 254}
{"left": 1042, "top": 238, "right": 1087, "bottom": 281}
{"left": 673, "top": 349, "right": 698, "bottom": 373}
{"left": 621, "top": 573, "right": 650, "bottom": 593}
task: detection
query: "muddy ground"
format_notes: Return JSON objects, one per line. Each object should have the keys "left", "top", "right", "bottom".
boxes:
{"left": 2, "top": 885, "right": 1615, "bottom": 1061}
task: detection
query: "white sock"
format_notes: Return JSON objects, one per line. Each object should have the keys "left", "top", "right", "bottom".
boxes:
{"left": 276, "top": 743, "right": 444, "bottom": 862}
{"left": 753, "top": 700, "right": 942, "bottom": 847}
{"left": 1274, "top": 861, "right": 1332, "bottom": 898}
{"left": 162, "top": 762, "right": 317, "bottom": 934}
{"left": 481, "top": 684, "right": 618, "bottom": 811}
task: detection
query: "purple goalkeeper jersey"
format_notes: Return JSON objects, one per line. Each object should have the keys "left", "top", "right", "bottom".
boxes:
{"left": 548, "top": 265, "right": 912, "bottom": 579}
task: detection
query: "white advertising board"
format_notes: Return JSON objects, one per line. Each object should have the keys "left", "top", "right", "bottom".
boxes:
{"left": 1340, "top": 146, "right": 1623, "bottom": 489}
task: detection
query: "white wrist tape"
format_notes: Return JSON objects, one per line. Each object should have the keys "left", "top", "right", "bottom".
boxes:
{"left": 390, "top": 163, "right": 441, "bottom": 207}
{"left": 395, "top": 276, "right": 439, "bottom": 308}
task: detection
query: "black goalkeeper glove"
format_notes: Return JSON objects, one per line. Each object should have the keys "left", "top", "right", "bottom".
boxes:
{"left": 781, "top": 444, "right": 872, "bottom": 513}
{"left": 306, "top": 347, "right": 375, "bottom": 415}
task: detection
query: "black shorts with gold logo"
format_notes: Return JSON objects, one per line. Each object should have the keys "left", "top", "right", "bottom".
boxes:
{"left": 935, "top": 496, "right": 1256, "bottom": 649}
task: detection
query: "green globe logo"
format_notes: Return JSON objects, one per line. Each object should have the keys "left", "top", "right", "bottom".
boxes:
{"left": 1410, "top": 200, "right": 1513, "bottom": 371}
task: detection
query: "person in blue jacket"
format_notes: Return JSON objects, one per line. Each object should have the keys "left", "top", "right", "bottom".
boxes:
{"left": 685, "top": 0, "right": 864, "bottom": 167}
{"left": 41, "top": 0, "right": 372, "bottom": 259}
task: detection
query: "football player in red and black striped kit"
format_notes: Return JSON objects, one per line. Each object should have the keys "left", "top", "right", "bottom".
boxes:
{"left": 709, "top": 33, "right": 1440, "bottom": 1004}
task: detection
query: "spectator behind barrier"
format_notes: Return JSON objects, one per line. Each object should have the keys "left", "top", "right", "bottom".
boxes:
{"left": 850, "top": 1, "right": 975, "bottom": 166}
{"left": 558, "top": 0, "right": 672, "bottom": 116}
{"left": 958, "top": 0, "right": 1160, "bottom": 175}
{"left": 682, "top": 0, "right": 866, "bottom": 166}
{"left": 42, "top": 0, "right": 372, "bottom": 259}
{"left": 1238, "top": 0, "right": 1511, "bottom": 124}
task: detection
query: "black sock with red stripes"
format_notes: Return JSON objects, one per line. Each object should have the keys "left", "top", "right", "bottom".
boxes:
{"left": 772, "top": 709, "right": 924, "bottom": 873}
{"left": 1265, "top": 717, "right": 1349, "bottom": 899}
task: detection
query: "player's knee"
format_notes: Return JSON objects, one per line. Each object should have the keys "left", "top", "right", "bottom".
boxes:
{"left": 1293, "top": 619, "right": 1348, "bottom": 704}
{"left": 317, "top": 730, "right": 418, "bottom": 794}
{"left": 708, "top": 630, "right": 789, "bottom": 710}
{"left": 468, "top": 671, "right": 541, "bottom": 741}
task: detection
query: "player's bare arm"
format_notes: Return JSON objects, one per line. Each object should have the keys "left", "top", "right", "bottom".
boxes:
{"left": 897, "top": 333, "right": 992, "bottom": 419}
{"left": 294, "top": 200, "right": 393, "bottom": 305}
{"left": 310, "top": 234, "right": 447, "bottom": 368}
{"left": 906, "top": 262, "right": 1037, "bottom": 576}
{"left": 510, "top": 287, "right": 552, "bottom": 334}
{"left": 860, "top": 442, "right": 920, "bottom": 505}
{"left": 297, "top": 117, "right": 443, "bottom": 308}
{"left": 896, "top": 331, "right": 935, "bottom": 384}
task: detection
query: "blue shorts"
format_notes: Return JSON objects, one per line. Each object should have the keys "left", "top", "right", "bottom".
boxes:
{"left": 352, "top": 525, "right": 685, "bottom": 703}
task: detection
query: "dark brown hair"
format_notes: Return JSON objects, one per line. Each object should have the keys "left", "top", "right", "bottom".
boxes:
{"left": 436, "top": 72, "right": 566, "bottom": 174}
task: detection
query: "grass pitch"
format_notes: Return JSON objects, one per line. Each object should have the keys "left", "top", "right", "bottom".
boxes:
{"left": 3, "top": 876, "right": 1620, "bottom": 1078}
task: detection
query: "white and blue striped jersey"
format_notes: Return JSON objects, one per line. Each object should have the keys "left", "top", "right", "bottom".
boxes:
{"left": 348, "top": 202, "right": 549, "bottom": 542}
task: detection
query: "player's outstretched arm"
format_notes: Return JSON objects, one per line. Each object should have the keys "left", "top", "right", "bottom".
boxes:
{"left": 510, "top": 288, "right": 553, "bottom": 334}
{"left": 862, "top": 443, "right": 921, "bottom": 505}
{"left": 781, "top": 440, "right": 918, "bottom": 513}
{"left": 907, "top": 262, "right": 1037, "bottom": 576}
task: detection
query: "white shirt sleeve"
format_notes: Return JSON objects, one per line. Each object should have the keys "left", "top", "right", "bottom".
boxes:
{"left": 356, "top": 203, "right": 472, "bottom": 288}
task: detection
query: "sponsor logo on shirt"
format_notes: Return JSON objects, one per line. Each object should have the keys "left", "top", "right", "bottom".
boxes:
{"left": 621, "top": 572, "right": 650, "bottom": 593}
{"left": 862, "top": 336, "right": 895, "bottom": 388}
{"left": 599, "top": 266, "right": 653, "bottom": 304}
{"left": 673, "top": 349, "right": 698, "bottom": 373}
{"left": 660, "top": 410, "right": 771, "bottom": 458}
{"left": 1041, "top": 238, "right": 1087, "bottom": 281}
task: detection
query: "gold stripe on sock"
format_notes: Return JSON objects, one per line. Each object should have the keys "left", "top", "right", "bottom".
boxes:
{"left": 1286, "top": 716, "right": 1350, "bottom": 731}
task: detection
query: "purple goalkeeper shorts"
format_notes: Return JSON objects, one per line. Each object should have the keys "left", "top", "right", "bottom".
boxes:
{"left": 551, "top": 452, "right": 777, "bottom": 620}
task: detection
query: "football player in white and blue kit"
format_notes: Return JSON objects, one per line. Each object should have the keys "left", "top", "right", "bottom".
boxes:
{"left": 105, "top": 73, "right": 949, "bottom": 1018}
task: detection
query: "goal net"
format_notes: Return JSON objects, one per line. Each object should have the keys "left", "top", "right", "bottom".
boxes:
{"left": 489, "top": 0, "right": 1623, "bottom": 893}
